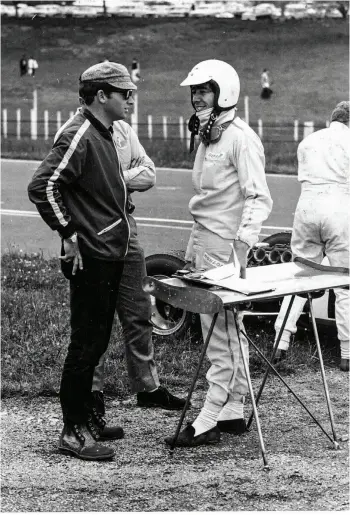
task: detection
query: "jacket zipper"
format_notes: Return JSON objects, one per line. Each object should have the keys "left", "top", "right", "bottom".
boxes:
{"left": 111, "top": 134, "right": 130, "bottom": 257}
{"left": 97, "top": 218, "right": 122, "bottom": 236}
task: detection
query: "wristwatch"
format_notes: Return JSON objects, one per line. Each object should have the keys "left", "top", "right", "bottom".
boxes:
{"left": 65, "top": 232, "right": 77, "bottom": 244}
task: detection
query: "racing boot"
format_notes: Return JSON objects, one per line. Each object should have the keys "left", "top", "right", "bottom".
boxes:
{"left": 91, "top": 391, "right": 124, "bottom": 441}
{"left": 217, "top": 418, "right": 247, "bottom": 434}
{"left": 58, "top": 421, "right": 115, "bottom": 461}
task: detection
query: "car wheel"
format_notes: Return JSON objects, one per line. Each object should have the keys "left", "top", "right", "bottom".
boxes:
{"left": 145, "top": 252, "right": 196, "bottom": 338}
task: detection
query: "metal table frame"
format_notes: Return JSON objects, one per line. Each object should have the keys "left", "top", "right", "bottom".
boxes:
{"left": 143, "top": 260, "right": 349, "bottom": 468}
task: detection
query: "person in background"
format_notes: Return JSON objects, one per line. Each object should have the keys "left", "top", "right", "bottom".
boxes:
{"left": 260, "top": 68, "right": 273, "bottom": 99}
{"left": 28, "top": 62, "right": 137, "bottom": 461}
{"left": 27, "top": 56, "right": 38, "bottom": 76}
{"left": 165, "top": 59, "right": 273, "bottom": 447}
{"left": 19, "top": 55, "right": 28, "bottom": 77}
{"left": 273, "top": 101, "right": 350, "bottom": 373}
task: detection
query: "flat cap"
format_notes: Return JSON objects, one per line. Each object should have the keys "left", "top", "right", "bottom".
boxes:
{"left": 80, "top": 62, "right": 137, "bottom": 90}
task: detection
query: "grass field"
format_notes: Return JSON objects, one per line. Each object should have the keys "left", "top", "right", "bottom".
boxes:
{"left": 1, "top": 16, "right": 349, "bottom": 126}
{"left": 1, "top": 250, "right": 341, "bottom": 398}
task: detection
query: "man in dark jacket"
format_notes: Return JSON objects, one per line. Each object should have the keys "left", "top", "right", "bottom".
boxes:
{"left": 28, "top": 62, "right": 138, "bottom": 461}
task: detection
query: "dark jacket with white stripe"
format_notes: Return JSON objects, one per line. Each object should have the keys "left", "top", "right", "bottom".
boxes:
{"left": 28, "top": 108, "right": 130, "bottom": 261}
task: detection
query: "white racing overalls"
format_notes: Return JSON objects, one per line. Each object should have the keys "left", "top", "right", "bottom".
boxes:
{"left": 186, "top": 109, "right": 273, "bottom": 412}
{"left": 275, "top": 121, "right": 350, "bottom": 359}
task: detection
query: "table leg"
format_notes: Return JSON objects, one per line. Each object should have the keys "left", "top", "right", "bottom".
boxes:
{"left": 241, "top": 328, "right": 337, "bottom": 445}
{"left": 307, "top": 293, "right": 339, "bottom": 449}
{"left": 169, "top": 312, "right": 219, "bottom": 453}
{"left": 247, "top": 295, "right": 296, "bottom": 430}
{"left": 232, "top": 307, "right": 269, "bottom": 469}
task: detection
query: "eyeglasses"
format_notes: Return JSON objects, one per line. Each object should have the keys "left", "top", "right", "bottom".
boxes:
{"left": 114, "top": 89, "right": 133, "bottom": 100}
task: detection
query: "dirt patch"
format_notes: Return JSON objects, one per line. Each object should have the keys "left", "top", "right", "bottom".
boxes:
{"left": 1, "top": 370, "right": 349, "bottom": 512}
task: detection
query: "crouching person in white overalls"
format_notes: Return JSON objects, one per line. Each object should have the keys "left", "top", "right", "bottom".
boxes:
{"left": 165, "top": 60, "right": 273, "bottom": 447}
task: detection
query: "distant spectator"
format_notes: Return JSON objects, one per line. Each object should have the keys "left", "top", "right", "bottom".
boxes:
{"left": 260, "top": 68, "right": 273, "bottom": 99}
{"left": 19, "top": 55, "right": 28, "bottom": 77}
{"left": 131, "top": 58, "right": 140, "bottom": 83}
{"left": 28, "top": 56, "right": 39, "bottom": 77}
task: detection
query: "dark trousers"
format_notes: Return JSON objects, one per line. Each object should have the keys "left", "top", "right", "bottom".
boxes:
{"left": 92, "top": 216, "right": 159, "bottom": 393}
{"left": 60, "top": 256, "right": 124, "bottom": 425}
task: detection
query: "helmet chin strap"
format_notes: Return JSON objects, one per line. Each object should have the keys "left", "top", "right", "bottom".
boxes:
{"left": 188, "top": 106, "right": 237, "bottom": 152}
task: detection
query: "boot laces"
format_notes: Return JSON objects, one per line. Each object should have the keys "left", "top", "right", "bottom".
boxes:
{"left": 92, "top": 408, "right": 106, "bottom": 430}
{"left": 72, "top": 424, "right": 85, "bottom": 444}
{"left": 87, "top": 415, "right": 100, "bottom": 440}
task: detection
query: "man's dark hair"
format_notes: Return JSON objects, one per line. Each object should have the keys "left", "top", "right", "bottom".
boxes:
{"left": 78, "top": 81, "right": 118, "bottom": 106}
{"left": 331, "top": 101, "right": 349, "bottom": 125}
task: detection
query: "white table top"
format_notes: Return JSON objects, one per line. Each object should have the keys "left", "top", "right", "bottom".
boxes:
{"left": 163, "top": 261, "right": 349, "bottom": 306}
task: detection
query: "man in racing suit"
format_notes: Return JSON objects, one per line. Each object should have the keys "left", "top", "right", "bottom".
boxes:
{"left": 28, "top": 62, "right": 136, "bottom": 461}
{"left": 165, "top": 60, "right": 273, "bottom": 447}
{"left": 273, "top": 101, "right": 350, "bottom": 372}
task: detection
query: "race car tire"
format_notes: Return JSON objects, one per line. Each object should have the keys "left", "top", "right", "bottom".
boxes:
{"left": 145, "top": 251, "right": 196, "bottom": 338}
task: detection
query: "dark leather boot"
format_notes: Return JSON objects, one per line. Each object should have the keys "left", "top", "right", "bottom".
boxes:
{"left": 58, "top": 422, "right": 115, "bottom": 461}
{"left": 91, "top": 391, "right": 124, "bottom": 441}
{"left": 90, "top": 407, "right": 124, "bottom": 441}
{"left": 91, "top": 390, "right": 105, "bottom": 415}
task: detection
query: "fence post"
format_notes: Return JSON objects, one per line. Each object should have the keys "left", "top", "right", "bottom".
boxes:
{"left": 33, "top": 88, "right": 37, "bottom": 113}
{"left": 130, "top": 113, "right": 136, "bottom": 133}
{"left": 186, "top": 119, "right": 191, "bottom": 150}
{"left": 44, "top": 110, "right": 49, "bottom": 141}
{"left": 244, "top": 96, "right": 249, "bottom": 125}
{"left": 2, "top": 108, "right": 7, "bottom": 139}
{"left": 16, "top": 108, "right": 21, "bottom": 140}
{"left": 147, "top": 114, "right": 152, "bottom": 140}
{"left": 294, "top": 120, "right": 299, "bottom": 142}
{"left": 162, "top": 116, "right": 168, "bottom": 140}
{"left": 133, "top": 91, "right": 138, "bottom": 134}
{"left": 258, "top": 119, "right": 263, "bottom": 139}
{"left": 57, "top": 111, "right": 62, "bottom": 131}
{"left": 30, "top": 109, "right": 37, "bottom": 140}
{"left": 326, "top": 120, "right": 330, "bottom": 127}
{"left": 179, "top": 116, "right": 184, "bottom": 140}
{"left": 303, "top": 121, "right": 314, "bottom": 139}
{"left": 69, "top": 111, "right": 74, "bottom": 119}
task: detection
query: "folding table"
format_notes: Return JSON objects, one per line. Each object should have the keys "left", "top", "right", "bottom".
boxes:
{"left": 142, "top": 258, "right": 349, "bottom": 468}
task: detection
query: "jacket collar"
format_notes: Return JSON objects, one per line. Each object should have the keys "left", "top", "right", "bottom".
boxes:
{"left": 330, "top": 121, "right": 349, "bottom": 131}
{"left": 81, "top": 108, "right": 112, "bottom": 139}
{"left": 213, "top": 107, "right": 237, "bottom": 127}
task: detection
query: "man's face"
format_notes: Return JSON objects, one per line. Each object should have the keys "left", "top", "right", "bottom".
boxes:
{"left": 191, "top": 82, "right": 215, "bottom": 112}
{"left": 104, "top": 90, "right": 134, "bottom": 121}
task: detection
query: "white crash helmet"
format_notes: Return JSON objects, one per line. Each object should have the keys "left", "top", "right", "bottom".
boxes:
{"left": 180, "top": 59, "right": 240, "bottom": 109}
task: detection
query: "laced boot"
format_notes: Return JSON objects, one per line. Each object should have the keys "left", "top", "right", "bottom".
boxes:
{"left": 58, "top": 421, "right": 115, "bottom": 461}
{"left": 91, "top": 391, "right": 124, "bottom": 441}
{"left": 91, "top": 407, "right": 124, "bottom": 441}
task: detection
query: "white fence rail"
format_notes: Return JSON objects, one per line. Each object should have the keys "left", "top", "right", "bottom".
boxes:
{"left": 1, "top": 108, "right": 329, "bottom": 147}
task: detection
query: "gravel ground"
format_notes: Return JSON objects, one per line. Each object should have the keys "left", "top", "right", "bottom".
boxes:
{"left": 1, "top": 370, "right": 349, "bottom": 512}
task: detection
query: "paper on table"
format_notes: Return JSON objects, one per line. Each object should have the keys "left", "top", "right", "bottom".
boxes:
{"left": 202, "top": 263, "right": 239, "bottom": 281}
{"left": 188, "top": 263, "right": 275, "bottom": 295}
{"left": 202, "top": 275, "right": 275, "bottom": 295}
